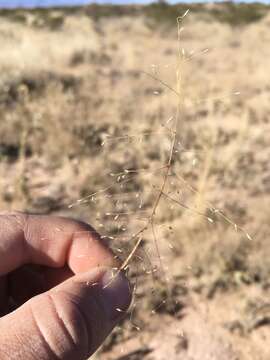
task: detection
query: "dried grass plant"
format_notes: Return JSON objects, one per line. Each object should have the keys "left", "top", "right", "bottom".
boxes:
{"left": 67, "top": 10, "right": 253, "bottom": 310}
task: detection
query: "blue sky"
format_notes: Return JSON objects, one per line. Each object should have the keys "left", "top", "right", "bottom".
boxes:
{"left": 0, "top": 0, "right": 269, "bottom": 7}
{"left": 0, "top": 0, "right": 89, "bottom": 7}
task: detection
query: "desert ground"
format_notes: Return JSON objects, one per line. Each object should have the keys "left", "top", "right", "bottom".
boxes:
{"left": 0, "top": 3, "right": 270, "bottom": 359}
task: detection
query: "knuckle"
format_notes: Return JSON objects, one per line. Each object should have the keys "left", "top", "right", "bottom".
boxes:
{"left": 50, "top": 285, "right": 110, "bottom": 357}
{"left": 48, "top": 292, "right": 89, "bottom": 357}
{"left": 28, "top": 300, "right": 61, "bottom": 360}
{"left": 28, "top": 292, "right": 88, "bottom": 359}
{"left": 0, "top": 211, "right": 28, "bottom": 230}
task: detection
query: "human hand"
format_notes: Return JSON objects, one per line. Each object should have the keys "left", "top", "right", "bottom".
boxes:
{"left": 0, "top": 212, "right": 131, "bottom": 360}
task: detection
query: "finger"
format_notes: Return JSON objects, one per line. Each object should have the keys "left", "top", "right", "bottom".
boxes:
{"left": 0, "top": 267, "right": 132, "bottom": 360}
{"left": 0, "top": 212, "right": 118, "bottom": 276}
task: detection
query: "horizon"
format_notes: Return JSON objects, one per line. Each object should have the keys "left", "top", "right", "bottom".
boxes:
{"left": 1, "top": 0, "right": 270, "bottom": 9}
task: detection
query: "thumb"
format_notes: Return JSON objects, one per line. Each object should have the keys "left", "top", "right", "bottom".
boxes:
{"left": 0, "top": 267, "right": 132, "bottom": 360}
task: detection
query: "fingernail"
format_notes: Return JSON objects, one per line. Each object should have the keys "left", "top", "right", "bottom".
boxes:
{"left": 98, "top": 269, "right": 132, "bottom": 322}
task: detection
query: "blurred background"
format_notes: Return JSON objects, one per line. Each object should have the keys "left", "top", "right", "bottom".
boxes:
{"left": 0, "top": 1, "right": 270, "bottom": 359}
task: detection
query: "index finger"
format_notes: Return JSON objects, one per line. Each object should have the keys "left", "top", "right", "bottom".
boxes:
{"left": 0, "top": 212, "right": 118, "bottom": 276}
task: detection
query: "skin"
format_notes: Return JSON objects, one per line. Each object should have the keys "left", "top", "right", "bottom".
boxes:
{"left": 0, "top": 212, "right": 132, "bottom": 360}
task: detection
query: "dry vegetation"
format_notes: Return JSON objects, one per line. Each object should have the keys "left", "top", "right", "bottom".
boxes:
{"left": 0, "top": 3, "right": 270, "bottom": 359}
